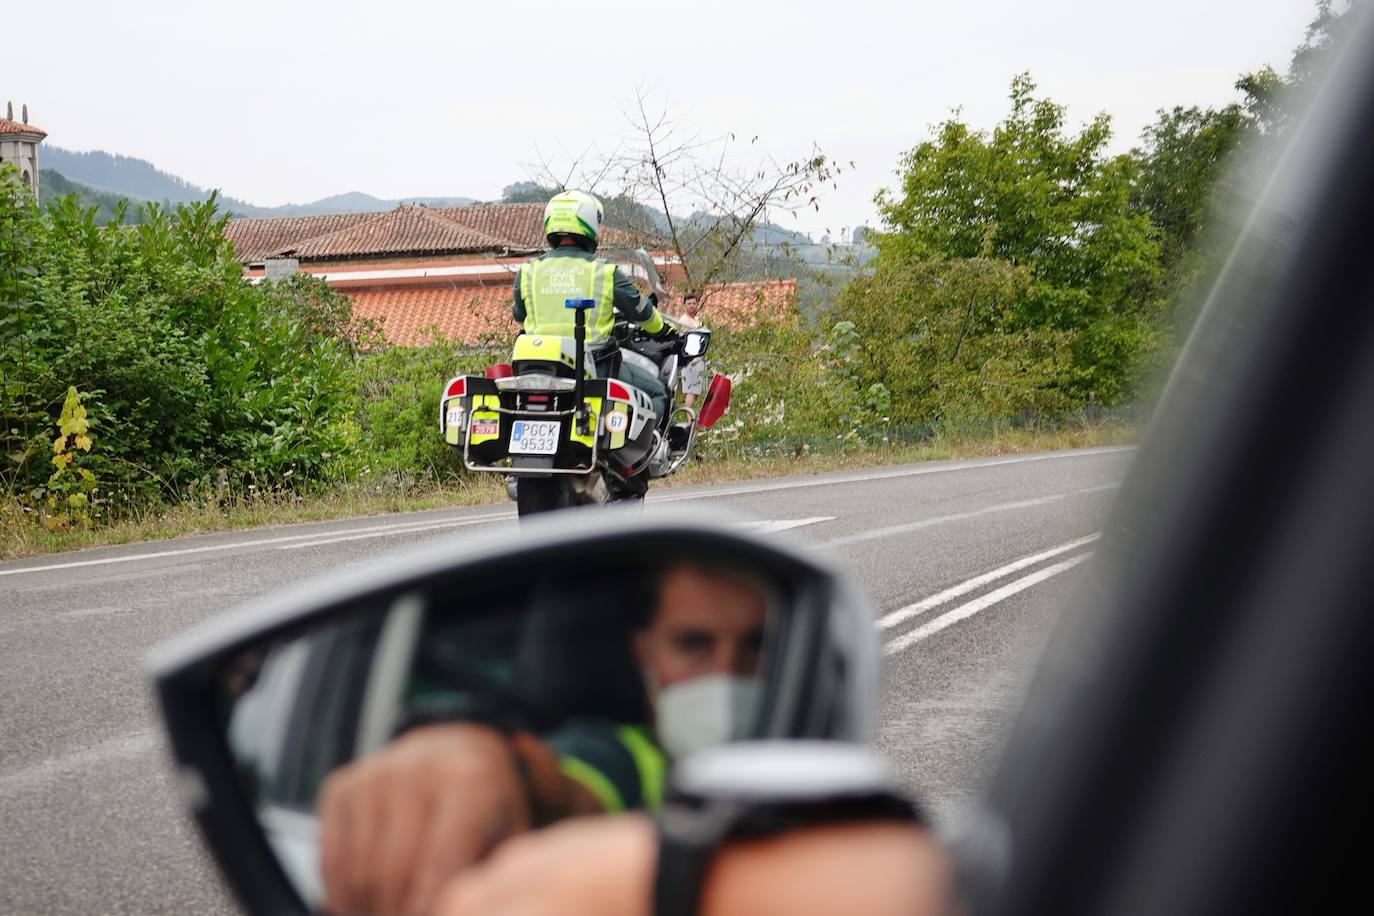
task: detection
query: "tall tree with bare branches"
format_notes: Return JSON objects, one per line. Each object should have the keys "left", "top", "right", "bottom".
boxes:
{"left": 523, "top": 90, "right": 843, "bottom": 305}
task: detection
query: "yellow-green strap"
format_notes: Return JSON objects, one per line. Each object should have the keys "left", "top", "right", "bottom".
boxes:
{"left": 559, "top": 756, "right": 625, "bottom": 813}
{"left": 639, "top": 309, "right": 666, "bottom": 335}
{"left": 617, "top": 725, "right": 668, "bottom": 810}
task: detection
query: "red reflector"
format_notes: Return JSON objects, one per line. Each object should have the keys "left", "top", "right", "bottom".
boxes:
{"left": 485, "top": 363, "right": 513, "bottom": 380}
{"left": 445, "top": 377, "right": 466, "bottom": 398}
{"left": 607, "top": 380, "right": 631, "bottom": 401}
{"left": 527, "top": 395, "right": 549, "bottom": 403}
{"left": 697, "top": 374, "right": 731, "bottom": 429}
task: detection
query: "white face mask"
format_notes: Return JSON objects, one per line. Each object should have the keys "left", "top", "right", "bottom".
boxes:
{"left": 654, "top": 673, "right": 763, "bottom": 760}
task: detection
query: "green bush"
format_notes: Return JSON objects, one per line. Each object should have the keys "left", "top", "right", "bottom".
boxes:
{"left": 351, "top": 336, "right": 505, "bottom": 485}
{"left": 828, "top": 254, "right": 1082, "bottom": 424}
{"left": 693, "top": 294, "right": 843, "bottom": 451}
{"left": 871, "top": 75, "right": 1163, "bottom": 406}
{"left": 0, "top": 172, "right": 367, "bottom": 516}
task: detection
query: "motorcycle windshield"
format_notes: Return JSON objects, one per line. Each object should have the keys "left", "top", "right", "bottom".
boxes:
{"left": 601, "top": 247, "right": 663, "bottom": 297}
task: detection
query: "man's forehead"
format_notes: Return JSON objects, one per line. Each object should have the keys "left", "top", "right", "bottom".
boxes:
{"left": 657, "top": 565, "right": 768, "bottom": 617}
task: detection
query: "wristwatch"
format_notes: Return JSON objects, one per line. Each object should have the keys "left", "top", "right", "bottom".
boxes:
{"left": 652, "top": 741, "right": 924, "bottom": 916}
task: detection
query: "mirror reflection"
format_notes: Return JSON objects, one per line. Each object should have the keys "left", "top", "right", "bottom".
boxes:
{"left": 217, "top": 558, "right": 781, "bottom": 911}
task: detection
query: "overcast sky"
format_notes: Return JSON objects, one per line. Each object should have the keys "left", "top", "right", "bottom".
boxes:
{"left": 6, "top": 0, "right": 1318, "bottom": 238}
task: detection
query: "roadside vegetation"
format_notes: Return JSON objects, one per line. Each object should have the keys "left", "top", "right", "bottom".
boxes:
{"left": 0, "top": 2, "right": 1352, "bottom": 555}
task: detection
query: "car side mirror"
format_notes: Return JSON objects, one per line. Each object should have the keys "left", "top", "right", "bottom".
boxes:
{"left": 684, "top": 329, "right": 711, "bottom": 358}
{"left": 146, "top": 512, "right": 879, "bottom": 915}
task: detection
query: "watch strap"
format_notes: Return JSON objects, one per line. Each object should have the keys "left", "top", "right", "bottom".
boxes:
{"left": 653, "top": 802, "right": 741, "bottom": 916}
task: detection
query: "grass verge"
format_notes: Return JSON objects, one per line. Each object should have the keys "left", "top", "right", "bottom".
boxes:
{"left": 1, "top": 421, "right": 1136, "bottom": 560}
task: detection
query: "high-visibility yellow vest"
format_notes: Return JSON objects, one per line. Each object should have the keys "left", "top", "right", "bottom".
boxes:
{"left": 557, "top": 724, "right": 668, "bottom": 813}
{"left": 519, "top": 257, "right": 619, "bottom": 343}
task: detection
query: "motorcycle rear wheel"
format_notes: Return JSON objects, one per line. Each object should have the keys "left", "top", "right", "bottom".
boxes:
{"left": 516, "top": 477, "right": 570, "bottom": 518}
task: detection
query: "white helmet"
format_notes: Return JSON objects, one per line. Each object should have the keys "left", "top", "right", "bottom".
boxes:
{"left": 543, "top": 190, "right": 604, "bottom": 249}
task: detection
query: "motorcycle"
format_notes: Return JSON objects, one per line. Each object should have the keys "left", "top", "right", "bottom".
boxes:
{"left": 438, "top": 249, "right": 731, "bottom": 517}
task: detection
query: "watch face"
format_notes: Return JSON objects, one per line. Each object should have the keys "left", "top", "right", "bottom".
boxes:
{"left": 672, "top": 740, "right": 892, "bottom": 802}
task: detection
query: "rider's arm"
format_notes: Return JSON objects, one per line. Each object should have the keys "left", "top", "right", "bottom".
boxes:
{"left": 612, "top": 267, "right": 667, "bottom": 334}
{"left": 512, "top": 265, "right": 528, "bottom": 323}
{"left": 315, "top": 723, "right": 602, "bottom": 916}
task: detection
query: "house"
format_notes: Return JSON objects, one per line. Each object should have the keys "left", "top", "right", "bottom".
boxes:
{"left": 0, "top": 102, "right": 45, "bottom": 199}
{"left": 224, "top": 202, "right": 796, "bottom": 346}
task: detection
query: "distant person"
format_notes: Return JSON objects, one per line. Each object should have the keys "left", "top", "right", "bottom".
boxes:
{"left": 677, "top": 293, "right": 707, "bottom": 410}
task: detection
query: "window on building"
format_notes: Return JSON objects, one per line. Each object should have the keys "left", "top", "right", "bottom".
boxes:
{"left": 22, "top": 170, "right": 31, "bottom": 188}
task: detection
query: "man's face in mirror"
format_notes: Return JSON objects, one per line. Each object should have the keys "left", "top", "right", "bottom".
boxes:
{"left": 632, "top": 563, "right": 768, "bottom": 691}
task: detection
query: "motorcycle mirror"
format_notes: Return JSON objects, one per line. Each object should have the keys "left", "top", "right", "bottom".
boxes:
{"left": 684, "top": 329, "right": 711, "bottom": 358}
{"left": 145, "top": 512, "right": 879, "bottom": 916}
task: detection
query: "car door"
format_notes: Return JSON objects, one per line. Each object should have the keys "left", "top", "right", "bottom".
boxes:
{"left": 965, "top": 7, "right": 1374, "bottom": 914}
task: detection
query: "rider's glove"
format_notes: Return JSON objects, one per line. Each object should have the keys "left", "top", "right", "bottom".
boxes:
{"left": 650, "top": 315, "right": 684, "bottom": 340}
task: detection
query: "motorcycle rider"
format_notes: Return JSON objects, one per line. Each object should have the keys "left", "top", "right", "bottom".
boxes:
{"left": 317, "top": 561, "right": 772, "bottom": 916}
{"left": 512, "top": 190, "right": 680, "bottom": 428}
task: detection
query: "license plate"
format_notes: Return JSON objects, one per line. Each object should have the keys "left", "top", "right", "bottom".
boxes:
{"left": 509, "top": 420, "right": 561, "bottom": 455}
{"left": 469, "top": 418, "right": 499, "bottom": 438}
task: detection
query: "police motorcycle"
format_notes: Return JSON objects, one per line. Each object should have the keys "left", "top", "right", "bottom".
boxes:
{"left": 439, "top": 249, "right": 732, "bottom": 517}
{"left": 146, "top": 511, "right": 920, "bottom": 916}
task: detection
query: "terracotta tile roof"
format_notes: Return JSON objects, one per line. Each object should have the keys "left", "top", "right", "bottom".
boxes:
{"left": 0, "top": 117, "right": 46, "bottom": 139}
{"left": 226, "top": 201, "right": 649, "bottom": 264}
{"left": 425, "top": 202, "right": 548, "bottom": 250}
{"left": 284, "top": 206, "right": 510, "bottom": 260}
{"left": 350, "top": 284, "right": 518, "bottom": 347}
{"left": 347, "top": 278, "right": 798, "bottom": 347}
{"left": 687, "top": 280, "right": 798, "bottom": 327}
{"left": 226, "top": 213, "right": 377, "bottom": 262}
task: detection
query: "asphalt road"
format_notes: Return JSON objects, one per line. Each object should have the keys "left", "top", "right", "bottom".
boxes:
{"left": 0, "top": 445, "right": 1133, "bottom": 914}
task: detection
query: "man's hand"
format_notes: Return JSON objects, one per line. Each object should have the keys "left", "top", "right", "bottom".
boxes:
{"left": 434, "top": 814, "right": 953, "bottom": 916}
{"left": 317, "top": 723, "right": 531, "bottom": 916}
{"left": 435, "top": 815, "right": 655, "bottom": 916}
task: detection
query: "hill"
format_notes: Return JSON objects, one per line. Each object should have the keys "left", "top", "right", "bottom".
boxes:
{"left": 38, "top": 169, "right": 151, "bottom": 225}
{"left": 40, "top": 147, "right": 270, "bottom": 215}
{"left": 39, "top": 147, "right": 475, "bottom": 217}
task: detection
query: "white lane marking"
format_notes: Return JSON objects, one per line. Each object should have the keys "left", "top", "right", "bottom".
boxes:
{"left": 280, "top": 515, "right": 831, "bottom": 551}
{"left": 0, "top": 448, "right": 1130, "bottom": 578}
{"left": 735, "top": 517, "right": 834, "bottom": 535}
{"left": 276, "top": 515, "right": 516, "bottom": 550}
{"left": 655, "top": 446, "right": 1135, "bottom": 503}
{"left": 0, "top": 512, "right": 515, "bottom": 577}
{"left": 877, "top": 534, "right": 1100, "bottom": 631}
{"left": 0, "top": 731, "right": 158, "bottom": 797}
{"left": 826, "top": 495, "right": 1063, "bottom": 547}
{"left": 55, "top": 606, "right": 130, "bottom": 620}
{"left": 884, "top": 554, "right": 1091, "bottom": 655}
{"left": 826, "top": 485, "right": 1116, "bottom": 548}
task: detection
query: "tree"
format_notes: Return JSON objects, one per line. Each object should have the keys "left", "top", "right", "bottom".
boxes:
{"left": 522, "top": 90, "right": 842, "bottom": 303}
{"left": 1132, "top": 104, "right": 1249, "bottom": 291}
{"left": 871, "top": 74, "right": 1161, "bottom": 404}
{"left": 831, "top": 255, "right": 1075, "bottom": 424}
{"left": 1236, "top": 1, "right": 1369, "bottom": 140}
{"left": 1131, "top": 1, "right": 1370, "bottom": 339}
